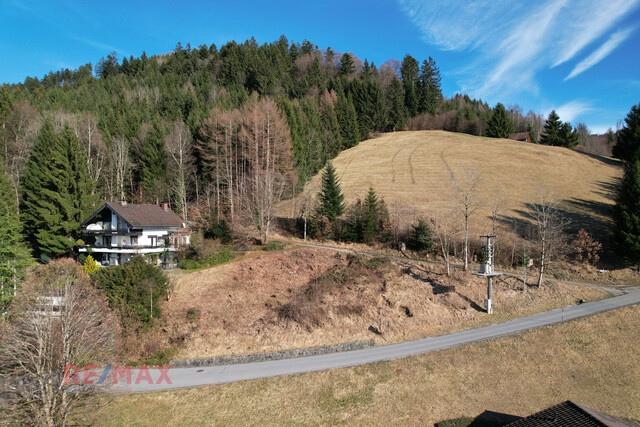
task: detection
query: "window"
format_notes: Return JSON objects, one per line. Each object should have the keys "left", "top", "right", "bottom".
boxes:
{"left": 131, "top": 236, "right": 138, "bottom": 246}
{"left": 150, "top": 236, "right": 157, "bottom": 247}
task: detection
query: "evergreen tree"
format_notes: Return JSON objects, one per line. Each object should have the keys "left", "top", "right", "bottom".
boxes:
{"left": 140, "top": 120, "right": 167, "bottom": 202}
{"left": 342, "top": 187, "right": 390, "bottom": 244}
{"left": 338, "top": 53, "right": 355, "bottom": 77}
{"left": 363, "top": 186, "right": 389, "bottom": 243}
{"left": 540, "top": 110, "right": 564, "bottom": 146}
{"left": 336, "top": 92, "right": 360, "bottom": 148}
{"left": 401, "top": 55, "right": 419, "bottom": 117}
{"left": 21, "top": 122, "right": 97, "bottom": 259}
{"left": 613, "top": 152, "right": 640, "bottom": 264}
{"left": 0, "top": 162, "right": 32, "bottom": 312}
{"left": 612, "top": 102, "right": 640, "bottom": 161}
{"left": 316, "top": 161, "right": 345, "bottom": 223}
{"left": 486, "top": 103, "right": 515, "bottom": 138}
{"left": 408, "top": 218, "right": 434, "bottom": 252}
{"left": 386, "top": 77, "right": 407, "bottom": 131}
{"left": 560, "top": 122, "right": 579, "bottom": 149}
{"left": 418, "top": 57, "right": 442, "bottom": 115}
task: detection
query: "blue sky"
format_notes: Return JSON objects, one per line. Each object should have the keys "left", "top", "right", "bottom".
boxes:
{"left": 1, "top": 0, "right": 639, "bottom": 133}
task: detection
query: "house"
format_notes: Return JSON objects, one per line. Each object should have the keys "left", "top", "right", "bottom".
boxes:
{"left": 508, "top": 132, "right": 533, "bottom": 143}
{"left": 79, "top": 201, "right": 190, "bottom": 267}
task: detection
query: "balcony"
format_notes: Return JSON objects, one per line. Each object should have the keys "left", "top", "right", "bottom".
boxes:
{"left": 79, "top": 244, "right": 177, "bottom": 254}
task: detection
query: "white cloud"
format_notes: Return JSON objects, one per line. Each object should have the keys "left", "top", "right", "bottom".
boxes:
{"left": 555, "top": 101, "right": 593, "bottom": 123}
{"left": 565, "top": 28, "right": 635, "bottom": 80}
{"left": 397, "top": 0, "right": 640, "bottom": 101}
{"left": 551, "top": 0, "right": 637, "bottom": 67}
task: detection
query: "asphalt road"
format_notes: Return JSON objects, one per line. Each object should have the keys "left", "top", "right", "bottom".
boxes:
{"left": 109, "top": 289, "right": 640, "bottom": 394}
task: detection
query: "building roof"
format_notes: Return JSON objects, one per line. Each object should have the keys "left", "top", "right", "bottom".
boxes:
{"left": 508, "top": 132, "right": 532, "bottom": 142}
{"left": 505, "top": 401, "right": 638, "bottom": 427}
{"left": 82, "top": 202, "right": 185, "bottom": 228}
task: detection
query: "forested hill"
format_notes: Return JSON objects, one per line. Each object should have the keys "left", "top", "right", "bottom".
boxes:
{"left": 0, "top": 36, "right": 545, "bottom": 221}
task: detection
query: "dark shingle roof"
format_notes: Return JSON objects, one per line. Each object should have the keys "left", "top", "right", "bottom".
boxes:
{"left": 505, "top": 401, "right": 639, "bottom": 427}
{"left": 105, "top": 202, "right": 184, "bottom": 227}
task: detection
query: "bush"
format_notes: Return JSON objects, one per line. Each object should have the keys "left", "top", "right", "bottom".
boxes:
{"left": 82, "top": 254, "right": 100, "bottom": 275}
{"left": 203, "top": 219, "right": 233, "bottom": 243}
{"left": 93, "top": 256, "right": 168, "bottom": 329}
{"left": 264, "top": 240, "right": 284, "bottom": 251}
{"left": 178, "top": 244, "right": 236, "bottom": 270}
{"left": 572, "top": 229, "right": 602, "bottom": 265}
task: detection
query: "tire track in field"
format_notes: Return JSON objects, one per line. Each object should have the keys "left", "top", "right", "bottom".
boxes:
{"left": 339, "top": 151, "right": 361, "bottom": 183}
{"left": 407, "top": 143, "right": 425, "bottom": 184}
{"left": 440, "top": 142, "right": 463, "bottom": 177}
{"left": 391, "top": 141, "right": 414, "bottom": 183}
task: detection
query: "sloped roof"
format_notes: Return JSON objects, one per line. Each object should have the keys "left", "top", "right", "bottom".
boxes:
{"left": 505, "top": 400, "right": 638, "bottom": 427}
{"left": 83, "top": 203, "right": 184, "bottom": 228}
{"left": 508, "top": 132, "right": 532, "bottom": 142}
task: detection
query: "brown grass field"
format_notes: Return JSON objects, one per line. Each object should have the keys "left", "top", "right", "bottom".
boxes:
{"left": 280, "top": 130, "right": 622, "bottom": 241}
{"left": 89, "top": 304, "right": 640, "bottom": 426}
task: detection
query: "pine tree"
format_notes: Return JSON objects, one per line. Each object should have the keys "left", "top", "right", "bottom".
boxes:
{"left": 0, "top": 162, "right": 32, "bottom": 312}
{"left": 560, "top": 122, "right": 579, "bottom": 149}
{"left": 418, "top": 57, "right": 442, "bottom": 116}
{"left": 386, "top": 77, "right": 407, "bottom": 131}
{"left": 21, "top": 122, "right": 97, "bottom": 259}
{"left": 338, "top": 53, "right": 355, "bottom": 77}
{"left": 540, "top": 110, "right": 563, "bottom": 146}
{"left": 486, "top": 103, "right": 515, "bottom": 138}
{"left": 612, "top": 102, "right": 640, "bottom": 161}
{"left": 336, "top": 92, "right": 360, "bottom": 148}
{"left": 140, "top": 120, "right": 167, "bottom": 202}
{"left": 613, "top": 152, "right": 640, "bottom": 264}
{"left": 401, "top": 55, "right": 419, "bottom": 117}
{"left": 408, "top": 218, "right": 434, "bottom": 252}
{"left": 316, "top": 161, "right": 345, "bottom": 223}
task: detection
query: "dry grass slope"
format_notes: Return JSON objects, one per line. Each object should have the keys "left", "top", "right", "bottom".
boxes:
{"left": 154, "top": 248, "right": 605, "bottom": 360}
{"left": 281, "top": 130, "right": 622, "bottom": 239}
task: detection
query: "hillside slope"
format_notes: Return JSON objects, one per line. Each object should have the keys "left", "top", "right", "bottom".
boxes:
{"left": 281, "top": 130, "right": 621, "bottom": 240}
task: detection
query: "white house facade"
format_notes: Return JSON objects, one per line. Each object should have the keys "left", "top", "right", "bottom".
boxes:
{"left": 79, "top": 201, "right": 190, "bottom": 266}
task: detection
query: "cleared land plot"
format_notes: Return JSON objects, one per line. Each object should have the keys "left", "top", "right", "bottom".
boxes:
{"left": 280, "top": 130, "right": 622, "bottom": 241}
{"left": 90, "top": 304, "right": 640, "bottom": 426}
{"left": 147, "top": 248, "right": 607, "bottom": 360}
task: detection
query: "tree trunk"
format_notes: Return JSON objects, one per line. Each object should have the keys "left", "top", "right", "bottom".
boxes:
{"left": 537, "top": 237, "right": 546, "bottom": 287}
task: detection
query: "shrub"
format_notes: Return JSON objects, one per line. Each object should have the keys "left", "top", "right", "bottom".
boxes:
{"left": 203, "top": 219, "right": 233, "bottom": 243}
{"left": 572, "top": 229, "right": 602, "bottom": 265}
{"left": 264, "top": 240, "right": 284, "bottom": 251}
{"left": 82, "top": 254, "right": 100, "bottom": 275}
{"left": 178, "top": 244, "right": 235, "bottom": 270}
{"left": 93, "top": 256, "right": 168, "bottom": 329}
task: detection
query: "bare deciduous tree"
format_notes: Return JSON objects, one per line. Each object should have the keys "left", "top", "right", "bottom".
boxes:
{"left": 525, "top": 185, "right": 568, "bottom": 287}
{"left": 2, "top": 101, "right": 41, "bottom": 207}
{"left": 451, "top": 168, "right": 483, "bottom": 271}
{"left": 241, "top": 98, "right": 295, "bottom": 244}
{"left": 0, "top": 259, "right": 119, "bottom": 427}
{"left": 108, "top": 137, "right": 131, "bottom": 202}
{"left": 165, "top": 120, "right": 194, "bottom": 221}
{"left": 431, "top": 210, "right": 457, "bottom": 276}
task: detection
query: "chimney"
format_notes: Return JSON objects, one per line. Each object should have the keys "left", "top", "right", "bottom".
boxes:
{"left": 161, "top": 203, "right": 169, "bottom": 211}
{"left": 119, "top": 200, "right": 127, "bottom": 207}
